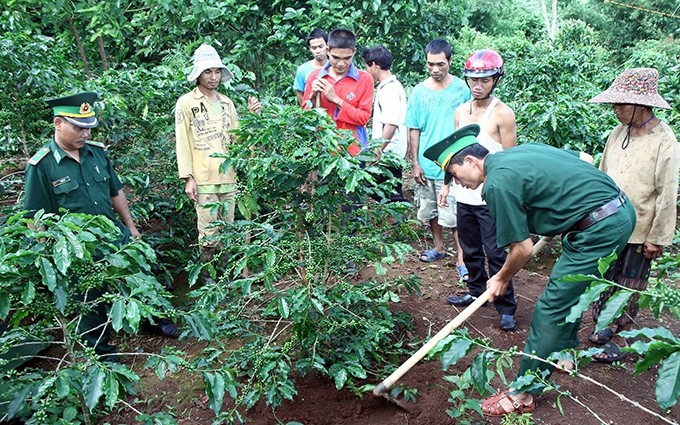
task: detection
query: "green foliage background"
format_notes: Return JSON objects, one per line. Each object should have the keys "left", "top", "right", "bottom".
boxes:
{"left": 1, "top": 0, "right": 678, "bottom": 164}
{"left": 3, "top": 0, "right": 678, "bottom": 240}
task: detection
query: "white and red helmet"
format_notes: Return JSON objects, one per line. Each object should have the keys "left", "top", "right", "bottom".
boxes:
{"left": 463, "top": 50, "right": 504, "bottom": 79}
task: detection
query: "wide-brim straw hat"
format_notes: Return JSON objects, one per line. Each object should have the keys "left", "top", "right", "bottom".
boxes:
{"left": 588, "top": 67, "right": 671, "bottom": 109}
{"left": 187, "top": 44, "right": 234, "bottom": 83}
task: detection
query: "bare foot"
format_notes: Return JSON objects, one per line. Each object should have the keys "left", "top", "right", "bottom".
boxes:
{"left": 556, "top": 360, "right": 574, "bottom": 373}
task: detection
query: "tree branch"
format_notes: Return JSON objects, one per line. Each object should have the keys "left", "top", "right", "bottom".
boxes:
{"left": 66, "top": 14, "right": 91, "bottom": 78}
{"left": 96, "top": 35, "right": 108, "bottom": 71}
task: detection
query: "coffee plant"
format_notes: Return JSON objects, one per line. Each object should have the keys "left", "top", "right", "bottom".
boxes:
{"left": 172, "top": 104, "right": 421, "bottom": 421}
{"left": 562, "top": 252, "right": 680, "bottom": 410}
{"left": 0, "top": 210, "right": 200, "bottom": 424}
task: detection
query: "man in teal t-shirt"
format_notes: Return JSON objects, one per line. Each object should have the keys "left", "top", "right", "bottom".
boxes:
{"left": 293, "top": 29, "right": 328, "bottom": 106}
{"left": 424, "top": 125, "right": 636, "bottom": 416}
{"left": 405, "top": 38, "right": 471, "bottom": 276}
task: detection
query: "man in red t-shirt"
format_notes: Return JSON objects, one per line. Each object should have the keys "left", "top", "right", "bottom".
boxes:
{"left": 302, "top": 28, "right": 374, "bottom": 156}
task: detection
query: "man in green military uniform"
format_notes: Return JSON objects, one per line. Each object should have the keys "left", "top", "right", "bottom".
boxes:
{"left": 25, "top": 92, "right": 139, "bottom": 241}
{"left": 24, "top": 92, "right": 178, "bottom": 359}
{"left": 424, "top": 124, "right": 636, "bottom": 416}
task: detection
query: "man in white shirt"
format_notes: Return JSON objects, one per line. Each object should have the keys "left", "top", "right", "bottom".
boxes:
{"left": 362, "top": 44, "right": 407, "bottom": 201}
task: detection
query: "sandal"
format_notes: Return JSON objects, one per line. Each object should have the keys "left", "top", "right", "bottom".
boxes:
{"left": 594, "top": 342, "right": 629, "bottom": 363}
{"left": 419, "top": 248, "right": 446, "bottom": 263}
{"left": 588, "top": 327, "right": 615, "bottom": 345}
{"left": 456, "top": 264, "right": 469, "bottom": 282}
{"left": 481, "top": 390, "right": 535, "bottom": 416}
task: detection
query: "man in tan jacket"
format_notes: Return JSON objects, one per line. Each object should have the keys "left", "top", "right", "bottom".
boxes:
{"left": 175, "top": 44, "right": 260, "bottom": 283}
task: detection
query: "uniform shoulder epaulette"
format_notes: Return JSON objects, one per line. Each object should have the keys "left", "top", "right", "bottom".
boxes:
{"left": 28, "top": 147, "right": 51, "bottom": 165}
{"left": 85, "top": 140, "right": 107, "bottom": 150}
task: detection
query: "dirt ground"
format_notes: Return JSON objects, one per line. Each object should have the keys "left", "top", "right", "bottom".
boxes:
{"left": 4, "top": 165, "right": 677, "bottom": 425}
{"left": 242, "top": 242, "right": 680, "bottom": 425}
{"left": 100, "top": 234, "right": 680, "bottom": 425}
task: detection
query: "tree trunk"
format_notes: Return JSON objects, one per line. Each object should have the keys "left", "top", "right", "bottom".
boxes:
{"left": 66, "top": 15, "right": 91, "bottom": 78}
{"left": 538, "top": 0, "right": 558, "bottom": 41}
{"left": 96, "top": 36, "right": 108, "bottom": 71}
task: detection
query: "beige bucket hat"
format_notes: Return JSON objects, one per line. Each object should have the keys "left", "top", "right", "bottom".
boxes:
{"left": 187, "top": 44, "right": 234, "bottom": 83}
{"left": 588, "top": 67, "right": 671, "bottom": 109}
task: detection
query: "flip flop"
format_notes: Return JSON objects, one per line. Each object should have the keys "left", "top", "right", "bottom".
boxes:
{"left": 588, "top": 327, "right": 615, "bottom": 345}
{"left": 593, "top": 342, "right": 629, "bottom": 363}
{"left": 419, "top": 248, "right": 446, "bottom": 263}
{"left": 481, "top": 390, "right": 535, "bottom": 416}
{"left": 456, "top": 264, "right": 469, "bottom": 282}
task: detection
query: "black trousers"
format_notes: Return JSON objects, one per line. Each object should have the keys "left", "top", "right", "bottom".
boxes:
{"left": 373, "top": 166, "right": 406, "bottom": 203}
{"left": 457, "top": 202, "right": 517, "bottom": 316}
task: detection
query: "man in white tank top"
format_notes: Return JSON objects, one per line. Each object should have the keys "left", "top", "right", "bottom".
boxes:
{"left": 438, "top": 50, "right": 518, "bottom": 331}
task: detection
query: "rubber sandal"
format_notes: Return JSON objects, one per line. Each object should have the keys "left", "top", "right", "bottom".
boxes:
{"left": 419, "top": 248, "right": 446, "bottom": 263}
{"left": 593, "top": 342, "right": 629, "bottom": 363}
{"left": 456, "top": 264, "right": 469, "bottom": 282}
{"left": 588, "top": 327, "right": 615, "bottom": 345}
{"left": 481, "top": 390, "right": 535, "bottom": 416}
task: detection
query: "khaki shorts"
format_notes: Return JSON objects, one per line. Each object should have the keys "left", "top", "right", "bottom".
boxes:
{"left": 196, "top": 191, "right": 236, "bottom": 247}
{"left": 414, "top": 178, "right": 457, "bottom": 228}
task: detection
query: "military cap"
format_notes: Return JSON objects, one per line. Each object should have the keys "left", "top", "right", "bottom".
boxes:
{"left": 424, "top": 124, "right": 480, "bottom": 184}
{"left": 45, "top": 92, "right": 99, "bottom": 128}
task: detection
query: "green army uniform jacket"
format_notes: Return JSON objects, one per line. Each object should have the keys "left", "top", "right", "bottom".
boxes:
{"left": 24, "top": 138, "right": 130, "bottom": 239}
{"left": 482, "top": 143, "right": 622, "bottom": 248}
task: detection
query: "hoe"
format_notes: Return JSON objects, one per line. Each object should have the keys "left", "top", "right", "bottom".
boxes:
{"left": 373, "top": 236, "right": 552, "bottom": 405}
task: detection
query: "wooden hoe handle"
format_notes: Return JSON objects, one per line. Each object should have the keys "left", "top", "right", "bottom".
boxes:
{"left": 531, "top": 236, "right": 552, "bottom": 256}
{"left": 373, "top": 289, "right": 491, "bottom": 396}
{"left": 374, "top": 236, "right": 552, "bottom": 397}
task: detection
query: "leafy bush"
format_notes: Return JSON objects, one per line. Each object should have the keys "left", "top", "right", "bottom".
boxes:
{"left": 562, "top": 253, "right": 680, "bottom": 410}
{"left": 0, "top": 25, "right": 78, "bottom": 164}
{"left": 0, "top": 210, "right": 189, "bottom": 424}
{"left": 176, "top": 104, "right": 422, "bottom": 420}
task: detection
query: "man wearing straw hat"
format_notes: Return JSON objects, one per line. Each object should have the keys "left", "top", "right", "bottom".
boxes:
{"left": 587, "top": 67, "right": 679, "bottom": 362}
{"left": 423, "top": 124, "right": 635, "bottom": 416}
{"left": 175, "top": 44, "right": 261, "bottom": 284}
